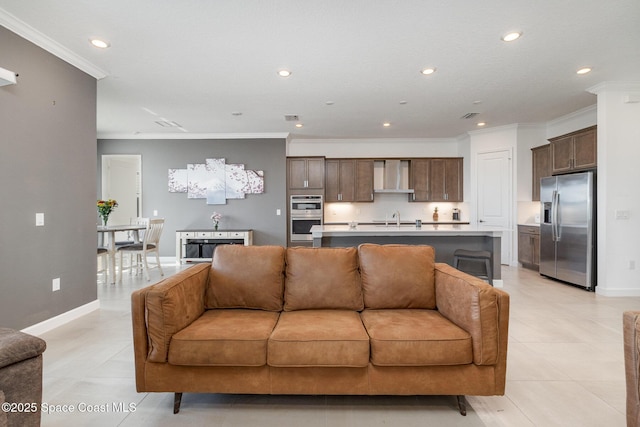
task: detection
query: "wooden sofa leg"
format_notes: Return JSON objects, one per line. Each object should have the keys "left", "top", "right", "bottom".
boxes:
{"left": 456, "top": 395, "right": 467, "bottom": 416}
{"left": 173, "top": 393, "right": 183, "bottom": 414}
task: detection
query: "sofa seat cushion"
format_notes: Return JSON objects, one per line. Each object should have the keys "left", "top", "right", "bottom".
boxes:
{"left": 361, "top": 309, "right": 472, "bottom": 366}
{"left": 268, "top": 310, "right": 370, "bottom": 367}
{"left": 168, "top": 309, "right": 279, "bottom": 367}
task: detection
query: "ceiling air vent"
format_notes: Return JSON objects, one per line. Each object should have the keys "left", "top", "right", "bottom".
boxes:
{"left": 460, "top": 112, "right": 480, "bottom": 120}
{"left": 155, "top": 120, "right": 182, "bottom": 127}
{"left": 284, "top": 114, "right": 299, "bottom": 122}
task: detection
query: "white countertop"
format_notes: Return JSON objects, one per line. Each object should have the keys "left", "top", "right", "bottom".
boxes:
{"left": 311, "top": 224, "right": 504, "bottom": 238}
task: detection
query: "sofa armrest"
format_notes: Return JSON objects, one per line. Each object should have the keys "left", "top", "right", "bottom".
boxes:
{"left": 0, "top": 328, "right": 46, "bottom": 370}
{"left": 624, "top": 311, "right": 640, "bottom": 427}
{"left": 0, "top": 390, "right": 7, "bottom": 427}
{"left": 434, "top": 263, "right": 509, "bottom": 367}
{"left": 131, "top": 263, "right": 210, "bottom": 369}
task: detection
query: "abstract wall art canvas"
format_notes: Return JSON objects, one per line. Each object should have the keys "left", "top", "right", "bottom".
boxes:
{"left": 169, "top": 158, "right": 264, "bottom": 205}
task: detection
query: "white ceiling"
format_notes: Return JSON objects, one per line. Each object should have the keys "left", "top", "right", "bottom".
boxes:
{"left": 1, "top": 0, "right": 639, "bottom": 140}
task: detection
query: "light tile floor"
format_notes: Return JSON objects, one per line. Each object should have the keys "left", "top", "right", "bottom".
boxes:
{"left": 36, "top": 263, "right": 637, "bottom": 426}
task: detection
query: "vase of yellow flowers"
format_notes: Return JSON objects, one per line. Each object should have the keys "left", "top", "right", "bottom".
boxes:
{"left": 211, "top": 212, "right": 222, "bottom": 230}
{"left": 97, "top": 199, "right": 118, "bottom": 226}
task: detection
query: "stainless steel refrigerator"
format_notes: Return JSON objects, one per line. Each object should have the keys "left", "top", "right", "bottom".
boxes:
{"left": 539, "top": 171, "right": 596, "bottom": 290}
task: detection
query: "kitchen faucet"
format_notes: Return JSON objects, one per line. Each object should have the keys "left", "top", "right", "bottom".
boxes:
{"left": 392, "top": 210, "right": 400, "bottom": 227}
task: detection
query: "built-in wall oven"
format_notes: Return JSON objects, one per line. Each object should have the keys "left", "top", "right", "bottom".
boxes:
{"left": 290, "top": 195, "right": 323, "bottom": 241}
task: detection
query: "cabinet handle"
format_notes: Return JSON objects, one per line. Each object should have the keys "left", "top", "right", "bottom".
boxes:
{"left": 370, "top": 193, "right": 374, "bottom": 201}
{"left": 412, "top": 194, "right": 415, "bottom": 201}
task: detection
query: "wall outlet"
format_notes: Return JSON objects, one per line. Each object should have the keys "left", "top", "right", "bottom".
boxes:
{"left": 52, "top": 277, "right": 60, "bottom": 292}
{"left": 276, "top": 209, "right": 281, "bottom": 216}
{"left": 36, "top": 213, "right": 45, "bottom": 226}
{"left": 153, "top": 210, "right": 158, "bottom": 217}
{"left": 616, "top": 210, "right": 630, "bottom": 220}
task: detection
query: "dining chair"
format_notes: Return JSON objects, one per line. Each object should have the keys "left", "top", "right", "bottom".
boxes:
{"left": 117, "top": 218, "right": 164, "bottom": 283}
{"left": 117, "top": 217, "right": 149, "bottom": 272}
{"left": 115, "top": 217, "right": 149, "bottom": 247}
{"left": 97, "top": 246, "right": 109, "bottom": 282}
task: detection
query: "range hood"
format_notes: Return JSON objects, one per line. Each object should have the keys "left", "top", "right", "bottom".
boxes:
{"left": 374, "top": 159, "right": 415, "bottom": 194}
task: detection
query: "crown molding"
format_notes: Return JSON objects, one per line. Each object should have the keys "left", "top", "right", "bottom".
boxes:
{"left": 545, "top": 104, "right": 596, "bottom": 129}
{"left": 0, "top": 8, "right": 107, "bottom": 79}
{"left": 467, "top": 123, "right": 520, "bottom": 136}
{"left": 97, "top": 132, "right": 290, "bottom": 140}
{"left": 587, "top": 81, "right": 640, "bottom": 94}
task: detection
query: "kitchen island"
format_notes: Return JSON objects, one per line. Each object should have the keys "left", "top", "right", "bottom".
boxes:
{"left": 311, "top": 224, "right": 503, "bottom": 285}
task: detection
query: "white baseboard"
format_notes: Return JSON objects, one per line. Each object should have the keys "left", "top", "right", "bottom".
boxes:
{"left": 21, "top": 300, "right": 100, "bottom": 337}
{"left": 596, "top": 287, "right": 640, "bottom": 297}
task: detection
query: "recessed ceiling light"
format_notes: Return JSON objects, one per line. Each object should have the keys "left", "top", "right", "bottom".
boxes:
{"left": 89, "top": 38, "right": 110, "bottom": 49}
{"left": 501, "top": 32, "right": 522, "bottom": 42}
{"left": 278, "top": 69, "right": 292, "bottom": 77}
{"left": 383, "top": 122, "right": 391, "bottom": 127}
{"left": 420, "top": 67, "right": 436, "bottom": 75}
{"left": 477, "top": 122, "right": 486, "bottom": 127}
{"left": 576, "top": 67, "right": 592, "bottom": 75}
{"left": 231, "top": 112, "right": 243, "bottom": 116}
{"left": 325, "top": 101, "right": 334, "bottom": 105}
{"left": 295, "top": 123, "right": 303, "bottom": 128}
{"left": 399, "top": 100, "right": 408, "bottom": 105}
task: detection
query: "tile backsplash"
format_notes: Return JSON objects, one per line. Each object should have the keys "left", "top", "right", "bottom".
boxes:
{"left": 325, "top": 192, "right": 468, "bottom": 223}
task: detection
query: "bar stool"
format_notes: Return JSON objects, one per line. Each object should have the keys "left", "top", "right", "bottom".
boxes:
{"left": 453, "top": 249, "right": 493, "bottom": 285}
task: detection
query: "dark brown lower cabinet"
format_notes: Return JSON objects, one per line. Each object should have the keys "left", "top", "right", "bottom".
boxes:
{"left": 518, "top": 225, "right": 540, "bottom": 270}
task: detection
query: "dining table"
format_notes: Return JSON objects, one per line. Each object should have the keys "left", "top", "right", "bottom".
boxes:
{"left": 97, "top": 224, "right": 147, "bottom": 284}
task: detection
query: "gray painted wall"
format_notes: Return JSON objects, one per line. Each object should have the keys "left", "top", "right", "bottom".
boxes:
{"left": 0, "top": 27, "right": 98, "bottom": 329}
{"left": 97, "top": 138, "right": 287, "bottom": 256}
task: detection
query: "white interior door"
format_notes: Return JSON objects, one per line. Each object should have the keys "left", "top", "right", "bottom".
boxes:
{"left": 101, "top": 155, "right": 141, "bottom": 239}
{"left": 477, "top": 149, "right": 512, "bottom": 265}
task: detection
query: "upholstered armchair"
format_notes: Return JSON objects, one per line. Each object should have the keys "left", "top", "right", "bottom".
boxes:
{"left": 0, "top": 328, "right": 46, "bottom": 427}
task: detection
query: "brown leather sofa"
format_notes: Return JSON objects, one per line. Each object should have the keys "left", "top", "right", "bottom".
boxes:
{"left": 624, "top": 311, "right": 640, "bottom": 427}
{"left": 132, "top": 244, "right": 510, "bottom": 415}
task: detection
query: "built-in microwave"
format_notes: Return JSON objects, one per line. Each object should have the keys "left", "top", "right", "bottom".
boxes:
{"left": 290, "top": 195, "right": 323, "bottom": 241}
{"left": 290, "top": 195, "right": 323, "bottom": 214}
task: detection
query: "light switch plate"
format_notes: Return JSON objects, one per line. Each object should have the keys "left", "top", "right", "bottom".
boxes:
{"left": 36, "top": 213, "right": 45, "bottom": 226}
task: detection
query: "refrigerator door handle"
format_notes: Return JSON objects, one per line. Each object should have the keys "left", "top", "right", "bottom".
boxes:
{"left": 552, "top": 190, "right": 560, "bottom": 241}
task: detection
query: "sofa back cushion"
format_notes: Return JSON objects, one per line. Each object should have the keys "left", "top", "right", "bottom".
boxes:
{"left": 358, "top": 244, "right": 436, "bottom": 309}
{"left": 284, "top": 247, "right": 364, "bottom": 311}
{"left": 205, "top": 245, "right": 285, "bottom": 311}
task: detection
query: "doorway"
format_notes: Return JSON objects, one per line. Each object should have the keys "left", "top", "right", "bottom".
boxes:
{"left": 477, "top": 149, "right": 512, "bottom": 266}
{"left": 101, "top": 155, "right": 141, "bottom": 227}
